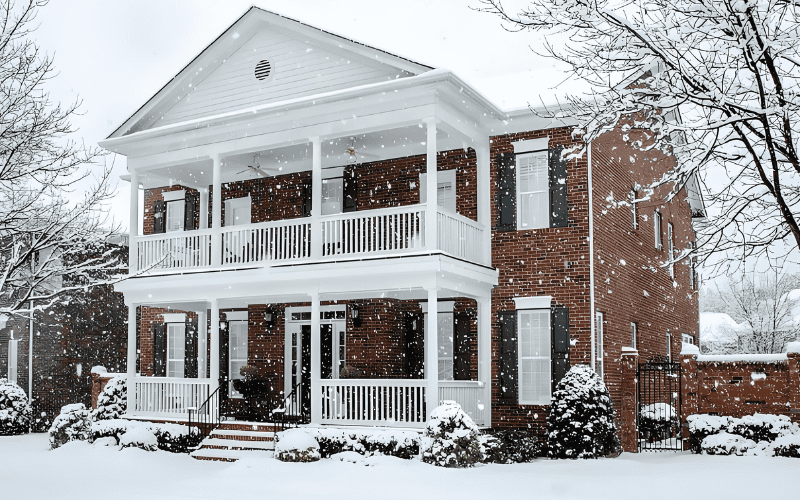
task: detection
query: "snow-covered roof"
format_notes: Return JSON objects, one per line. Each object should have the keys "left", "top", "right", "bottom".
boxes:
{"left": 699, "top": 312, "right": 742, "bottom": 344}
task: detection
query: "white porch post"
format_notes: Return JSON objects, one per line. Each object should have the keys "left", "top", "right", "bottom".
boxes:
{"left": 477, "top": 295, "right": 492, "bottom": 426}
{"left": 129, "top": 169, "right": 139, "bottom": 273}
{"left": 210, "top": 299, "right": 220, "bottom": 391}
{"left": 311, "top": 137, "right": 322, "bottom": 260}
{"left": 424, "top": 119, "right": 438, "bottom": 251}
{"left": 199, "top": 188, "right": 209, "bottom": 230}
{"left": 211, "top": 155, "right": 222, "bottom": 266}
{"left": 476, "top": 142, "right": 491, "bottom": 265}
{"left": 198, "top": 309, "right": 207, "bottom": 378}
{"left": 126, "top": 302, "right": 137, "bottom": 415}
{"left": 310, "top": 291, "right": 321, "bottom": 423}
{"left": 425, "top": 287, "right": 439, "bottom": 418}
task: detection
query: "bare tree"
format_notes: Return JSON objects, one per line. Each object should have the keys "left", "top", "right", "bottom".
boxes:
{"left": 477, "top": 0, "right": 800, "bottom": 275}
{"left": 0, "top": 0, "right": 123, "bottom": 316}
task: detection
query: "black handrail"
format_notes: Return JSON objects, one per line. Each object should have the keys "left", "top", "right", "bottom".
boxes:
{"left": 188, "top": 379, "right": 224, "bottom": 442}
{"left": 271, "top": 380, "right": 307, "bottom": 435}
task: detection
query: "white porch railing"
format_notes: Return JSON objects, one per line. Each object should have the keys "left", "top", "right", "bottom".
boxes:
{"left": 130, "top": 377, "right": 212, "bottom": 417}
{"left": 437, "top": 211, "right": 485, "bottom": 265}
{"left": 137, "top": 230, "right": 212, "bottom": 270}
{"left": 221, "top": 218, "right": 312, "bottom": 265}
{"left": 320, "top": 205, "right": 425, "bottom": 258}
{"left": 438, "top": 380, "right": 486, "bottom": 427}
{"left": 319, "top": 379, "right": 427, "bottom": 427}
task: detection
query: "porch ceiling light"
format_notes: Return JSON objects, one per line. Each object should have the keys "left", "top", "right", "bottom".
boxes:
{"left": 349, "top": 303, "right": 361, "bottom": 328}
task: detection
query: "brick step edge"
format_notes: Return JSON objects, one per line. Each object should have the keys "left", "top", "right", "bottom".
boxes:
{"left": 210, "top": 433, "right": 274, "bottom": 442}
{"left": 192, "top": 455, "right": 238, "bottom": 462}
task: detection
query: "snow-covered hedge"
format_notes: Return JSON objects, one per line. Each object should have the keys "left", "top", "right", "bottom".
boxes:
{"left": 303, "top": 427, "right": 420, "bottom": 460}
{"left": 420, "top": 402, "right": 484, "bottom": 468}
{"left": 275, "top": 429, "right": 320, "bottom": 462}
{"left": 701, "top": 432, "right": 757, "bottom": 456}
{"left": 481, "top": 429, "right": 539, "bottom": 464}
{"left": 689, "top": 413, "right": 800, "bottom": 457}
{"left": 547, "top": 364, "right": 621, "bottom": 459}
{"left": 49, "top": 403, "right": 92, "bottom": 449}
{"left": 91, "top": 376, "right": 126, "bottom": 422}
{"left": 0, "top": 378, "right": 32, "bottom": 435}
{"left": 92, "top": 419, "right": 202, "bottom": 453}
{"left": 639, "top": 403, "right": 678, "bottom": 442}
{"left": 118, "top": 427, "right": 158, "bottom": 452}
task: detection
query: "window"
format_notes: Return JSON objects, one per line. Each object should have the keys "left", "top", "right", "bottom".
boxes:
{"left": 7, "top": 339, "right": 18, "bottom": 383}
{"left": 594, "top": 311, "right": 604, "bottom": 379}
{"left": 682, "top": 333, "right": 694, "bottom": 345}
{"left": 654, "top": 211, "right": 662, "bottom": 250}
{"left": 631, "top": 322, "right": 638, "bottom": 349}
{"left": 338, "top": 331, "right": 347, "bottom": 373}
{"left": 516, "top": 151, "right": 549, "bottom": 230}
{"left": 518, "top": 310, "right": 551, "bottom": 405}
{"left": 224, "top": 197, "right": 251, "bottom": 226}
{"left": 666, "top": 333, "right": 672, "bottom": 360}
{"left": 166, "top": 201, "right": 184, "bottom": 232}
{"left": 229, "top": 321, "right": 248, "bottom": 398}
{"left": 667, "top": 222, "right": 675, "bottom": 278}
{"left": 321, "top": 178, "right": 344, "bottom": 215}
{"left": 437, "top": 312, "right": 454, "bottom": 380}
{"left": 166, "top": 323, "right": 185, "bottom": 378}
{"left": 419, "top": 170, "right": 456, "bottom": 212}
{"left": 630, "top": 189, "right": 638, "bottom": 229}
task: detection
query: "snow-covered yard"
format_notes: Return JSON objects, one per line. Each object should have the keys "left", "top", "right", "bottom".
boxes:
{"left": 2, "top": 434, "right": 799, "bottom": 499}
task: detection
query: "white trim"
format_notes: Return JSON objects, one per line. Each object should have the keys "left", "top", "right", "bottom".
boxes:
{"left": 420, "top": 301, "right": 455, "bottom": 314}
{"left": 162, "top": 190, "right": 186, "bottom": 202}
{"left": 162, "top": 313, "right": 186, "bottom": 323}
{"left": 513, "top": 296, "right": 552, "bottom": 310}
{"left": 588, "top": 141, "right": 596, "bottom": 374}
{"left": 512, "top": 137, "right": 549, "bottom": 154}
{"left": 224, "top": 311, "right": 248, "bottom": 321}
{"left": 324, "top": 167, "right": 344, "bottom": 179}
{"left": 224, "top": 196, "right": 252, "bottom": 226}
{"left": 516, "top": 308, "right": 551, "bottom": 406}
{"left": 515, "top": 150, "right": 549, "bottom": 230}
{"left": 419, "top": 170, "right": 456, "bottom": 212}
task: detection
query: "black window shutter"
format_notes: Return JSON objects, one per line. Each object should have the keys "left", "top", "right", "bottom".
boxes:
{"left": 454, "top": 311, "right": 472, "bottom": 381}
{"left": 302, "top": 180, "right": 312, "bottom": 218}
{"left": 343, "top": 169, "right": 358, "bottom": 213}
{"left": 405, "top": 312, "right": 424, "bottom": 379}
{"left": 551, "top": 306, "right": 570, "bottom": 393}
{"left": 496, "top": 153, "right": 516, "bottom": 231}
{"left": 320, "top": 324, "right": 333, "bottom": 379}
{"left": 549, "top": 145, "right": 569, "bottom": 228}
{"left": 184, "top": 317, "right": 198, "bottom": 378}
{"left": 152, "top": 323, "right": 166, "bottom": 377}
{"left": 219, "top": 322, "right": 229, "bottom": 398}
{"left": 498, "top": 311, "right": 518, "bottom": 404}
{"left": 184, "top": 191, "right": 198, "bottom": 231}
{"left": 153, "top": 200, "right": 166, "bottom": 234}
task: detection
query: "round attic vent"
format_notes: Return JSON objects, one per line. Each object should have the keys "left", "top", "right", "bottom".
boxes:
{"left": 255, "top": 60, "right": 272, "bottom": 81}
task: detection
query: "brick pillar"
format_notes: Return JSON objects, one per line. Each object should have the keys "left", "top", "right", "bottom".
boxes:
{"left": 619, "top": 347, "right": 639, "bottom": 453}
{"left": 680, "top": 346, "right": 700, "bottom": 449}
{"left": 91, "top": 372, "right": 102, "bottom": 410}
{"left": 787, "top": 342, "right": 800, "bottom": 424}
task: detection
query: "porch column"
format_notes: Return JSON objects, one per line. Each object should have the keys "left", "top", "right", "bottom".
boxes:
{"left": 310, "top": 291, "right": 321, "bottom": 423}
{"left": 199, "top": 188, "right": 209, "bottom": 230}
{"left": 129, "top": 169, "right": 139, "bottom": 273}
{"left": 425, "top": 287, "right": 439, "bottom": 418}
{"left": 424, "top": 118, "right": 438, "bottom": 251}
{"left": 311, "top": 137, "right": 322, "bottom": 260}
{"left": 211, "top": 154, "right": 222, "bottom": 266}
{"left": 475, "top": 141, "right": 491, "bottom": 265}
{"left": 126, "top": 302, "right": 137, "bottom": 415}
{"left": 198, "top": 309, "right": 207, "bottom": 378}
{"left": 210, "top": 299, "right": 220, "bottom": 391}
{"left": 477, "top": 295, "right": 492, "bottom": 426}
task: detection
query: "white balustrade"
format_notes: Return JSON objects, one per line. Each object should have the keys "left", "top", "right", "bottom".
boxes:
{"left": 320, "top": 205, "right": 425, "bottom": 258}
{"left": 437, "top": 211, "right": 486, "bottom": 265}
{"left": 220, "top": 218, "right": 312, "bottom": 265}
{"left": 137, "top": 230, "right": 212, "bottom": 271}
{"left": 438, "top": 381, "right": 486, "bottom": 426}
{"left": 130, "top": 377, "right": 212, "bottom": 417}
{"left": 320, "top": 379, "right": 427, "bottom": 427}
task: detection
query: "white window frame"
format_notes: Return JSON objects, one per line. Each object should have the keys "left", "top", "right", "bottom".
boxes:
{"left": 228, "top": 320, "right": 248, "bottom": 398}
{"left": 682, "top": 333, "right": 694, "bottom": 345}
{"left": 165, "top": 200, "right": 184, "bottom": 233}
{"left": 419, "top": 170, "right": 456, "bottom": 212}
{"left": 666, "top": 333, "right": 672, "bottom": 360}
{"left": 283, "top": 305, "right": 346, "bottom": 398}
{"left": 594, "top": 311, "right": 604, "bottom": 380}
{"left": 667, "top": 222, "right": 675, "bottom": 278}
{"left": 321, "top": 177, "right": 344, "bottom": 215}
{"left": 517, "top": 309, "right": 551, "bottom": 405}
{"left": 630, "top": 189, "right": 638, "bottom": 229}
{"left": 631, "top": 322, "right": 638, "bottom": 349}
{"left": 166, "top": 322, "right": 185, "bottom": 378}
{"left": 224, "top": 196, "right": 251, "bottom": 226}
{"left": 8, "top": 338, "right": 18, "bottom": 383}
{"left": 654, "top": 210, "right": 662, "bottom": 250}
{"left": 516, "top": 150, "right": 549, "bottom": 230}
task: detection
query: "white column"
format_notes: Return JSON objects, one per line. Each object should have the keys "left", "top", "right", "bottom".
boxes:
{"left": 311, "top": 137, "right": 322, "bottom": 260}
{"left": 129, "top": 169, "right": 139, "bottom": 273}
{"left": 424, "top": 119, "right": 438, "bottom": 251}
{"left": 310, "top": 291, "right": 321, "bottom": 423}
{"left": 126, "top": 303, "right": 137, "bottom": 415}
{"left": 210, "top": 299, "right": 220, "bottom": 391}
{"left": 199, "top": 188, "right": 209, "bottom": 230}
{"left": 211, "top": 155, "right": 222, "bottom": 266}
{"left": 475, "top": 142, "right": 491, "bottom": 265}
{"left": 198, "top": 309, "right": 207, "bottom": 379}
{"left": 425, "top": 287, "right": 439, "bottom": 418}
{"left": 477, "top": 295, "right": 492, "bottom": 426}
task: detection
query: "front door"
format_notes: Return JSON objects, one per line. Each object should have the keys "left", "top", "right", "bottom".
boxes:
{"left": 299, "top": 324, "right": 333, "bottom": 416}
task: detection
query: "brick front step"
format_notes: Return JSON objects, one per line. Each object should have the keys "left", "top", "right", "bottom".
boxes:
{"left": 190, "top": 448, "right": 272, "bottom": 462}
{"left": 216, "top": 422, "right": 280, "bottom": 433}
{"left": 191, "top": 427, "right": 277, "bottom": 461}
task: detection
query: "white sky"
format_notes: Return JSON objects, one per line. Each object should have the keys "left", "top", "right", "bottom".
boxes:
{"left": 31, "top": 0, "right": 570, "bottom": 233}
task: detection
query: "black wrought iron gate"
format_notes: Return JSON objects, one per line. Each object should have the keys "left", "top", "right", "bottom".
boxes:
{"left": 637, "top": 360, "right": 682, "bottom": 451}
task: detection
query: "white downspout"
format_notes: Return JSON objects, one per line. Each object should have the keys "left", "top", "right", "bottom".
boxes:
{"left": 588, "top": 141, "right": 596, "bottom": 369}
{"left": 29, "top": 299, "right": 33, "bottom": 403}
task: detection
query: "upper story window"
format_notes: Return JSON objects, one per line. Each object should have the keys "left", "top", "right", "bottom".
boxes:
{"left": 654, "top": 210, "right": 663, "bottom": 250}
{"left": 630, "top": 189, "right": 638, "bottom": 229}
{"left": 419, "top": 170, "right": 456, "bottom": 212}
{"left": 153, "top": 189, "right": 197, "bottom": 234}
{"left": 166, "top": 201, "right": 184, "bottom": 232}
{"left": 517, "top": 151, "right": 549, "bottom": 230}
{"left": 667, "top": 222, "right": 675, "bottom": 278}
{"left": 225, "top": 196, "right": 251, "bottom": 226}
{"left": 322, "top": 178, "right": 344, "bottom": 215}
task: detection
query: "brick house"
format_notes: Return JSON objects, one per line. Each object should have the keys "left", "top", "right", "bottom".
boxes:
{"left": 100, "top": 7, "right": 703, "bottom": 433}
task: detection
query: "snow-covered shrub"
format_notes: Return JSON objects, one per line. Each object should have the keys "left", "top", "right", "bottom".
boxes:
{"left": 275, "top": 429, "right": 320, "bottom": 462}
{"left": 771, "top": 433, "right": 800, "bottom": 458}
{"left": 119, "top": 427, "right": 158, "bottom": 451}
{"left": 639, "top": 403, "right": 678, "bottom": 441}
{"left": 481, "top": 429, "right": 539, "bottom": 464}
{"left": 91, "top": 376, "right": 126, "bottom": 422}
{"left": 420, "top": 402, "right": 484, "bottom": 468}
{"left": 727, "top": 413, "right": 795, "bottom": 443}
{"left": 687, "top": 414, "right": 732, "bottom": 453}
{"left": 48, "top": 403, "right": 92, "bottom": 449}
{"left": 92, "top": 419, "right": 201, "bottom": 453}
{"left": 687, "top": 413, "right": 800, "bottom": 454}
{"left": 305, "top": 428, "right": 419, "bottom": 459}
{"left": 701, "top": 432, "right": 756, "bottom": 456}
{"left": 547, "top": 364, "right": 620, "bottom": 459}
{"left": 0, "top": 378, "right": 32, "bottom": 435}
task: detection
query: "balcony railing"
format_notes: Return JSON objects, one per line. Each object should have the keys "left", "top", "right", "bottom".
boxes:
{"left": 129, "top": 377, "right": 213, "bottom": 418}
{"left": 319, "top": 379, "right": 428, "bottom": 427}
{"left": 135, "top": 204, "right": 486, "bottom": 272}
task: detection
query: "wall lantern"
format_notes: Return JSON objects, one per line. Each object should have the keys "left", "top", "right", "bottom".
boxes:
{"left": 263, "top": 308, "right": 276, "bottom": 328}
{"left": 349, "top": 303, "right": 362, "bottom": 328}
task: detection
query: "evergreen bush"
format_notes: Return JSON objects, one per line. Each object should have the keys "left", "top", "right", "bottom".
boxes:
{"left": 0, "top": 378, "right": 31, "bottom": 435}
{"left": 48, "top": 403, "right": 91, "bottom": 449}
{"left": 481, "top": 429, "right": 539, "bottom": 463}
{"left": 547, "top": 364, "right": 621, "bottom": 459}
{"left": 91, "top": 376, "right": 127, "bottom": 422}
{"left": 420, "top": 401, "right": 484, "bottom": 468}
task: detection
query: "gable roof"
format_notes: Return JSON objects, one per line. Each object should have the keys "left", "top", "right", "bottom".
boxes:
{"left": 108, "top": 6, "right": 435, "bottom": 138}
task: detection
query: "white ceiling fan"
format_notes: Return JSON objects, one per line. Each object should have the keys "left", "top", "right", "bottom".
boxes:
{"left": 345, "top": 137, "right": 380, "bottom": 164}
{"left": 236, "top": 155, "right": 278, "bottom": 177}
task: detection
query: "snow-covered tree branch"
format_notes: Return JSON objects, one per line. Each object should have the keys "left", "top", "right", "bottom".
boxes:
{"left": 477, "top": 0, "right": 800, "bottom": 275}
{"left": 0, "top": 0, "right": 124, "bottom": 315}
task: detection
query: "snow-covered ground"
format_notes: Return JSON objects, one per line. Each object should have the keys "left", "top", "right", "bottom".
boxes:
{"left": 2, "top": 433, "right": 799, "bottom": 500}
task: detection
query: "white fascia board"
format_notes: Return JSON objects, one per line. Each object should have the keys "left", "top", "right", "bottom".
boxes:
{"left": 513, "top": 296, "right": 552, "bottom": 310}
{"left": 162, "top": 190, "right": 186, "bottom": 202}
{"left": 161, "top": 313, "right": 186, "bottom": 323}
{"left": 512, "top": 138, "right": 549, "bottom": 154}
{"left": 224, "top": 311, "right": 248, "bottom": 321}
{"left": 420, "top": 301, "right": 455, "bottom": 314}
